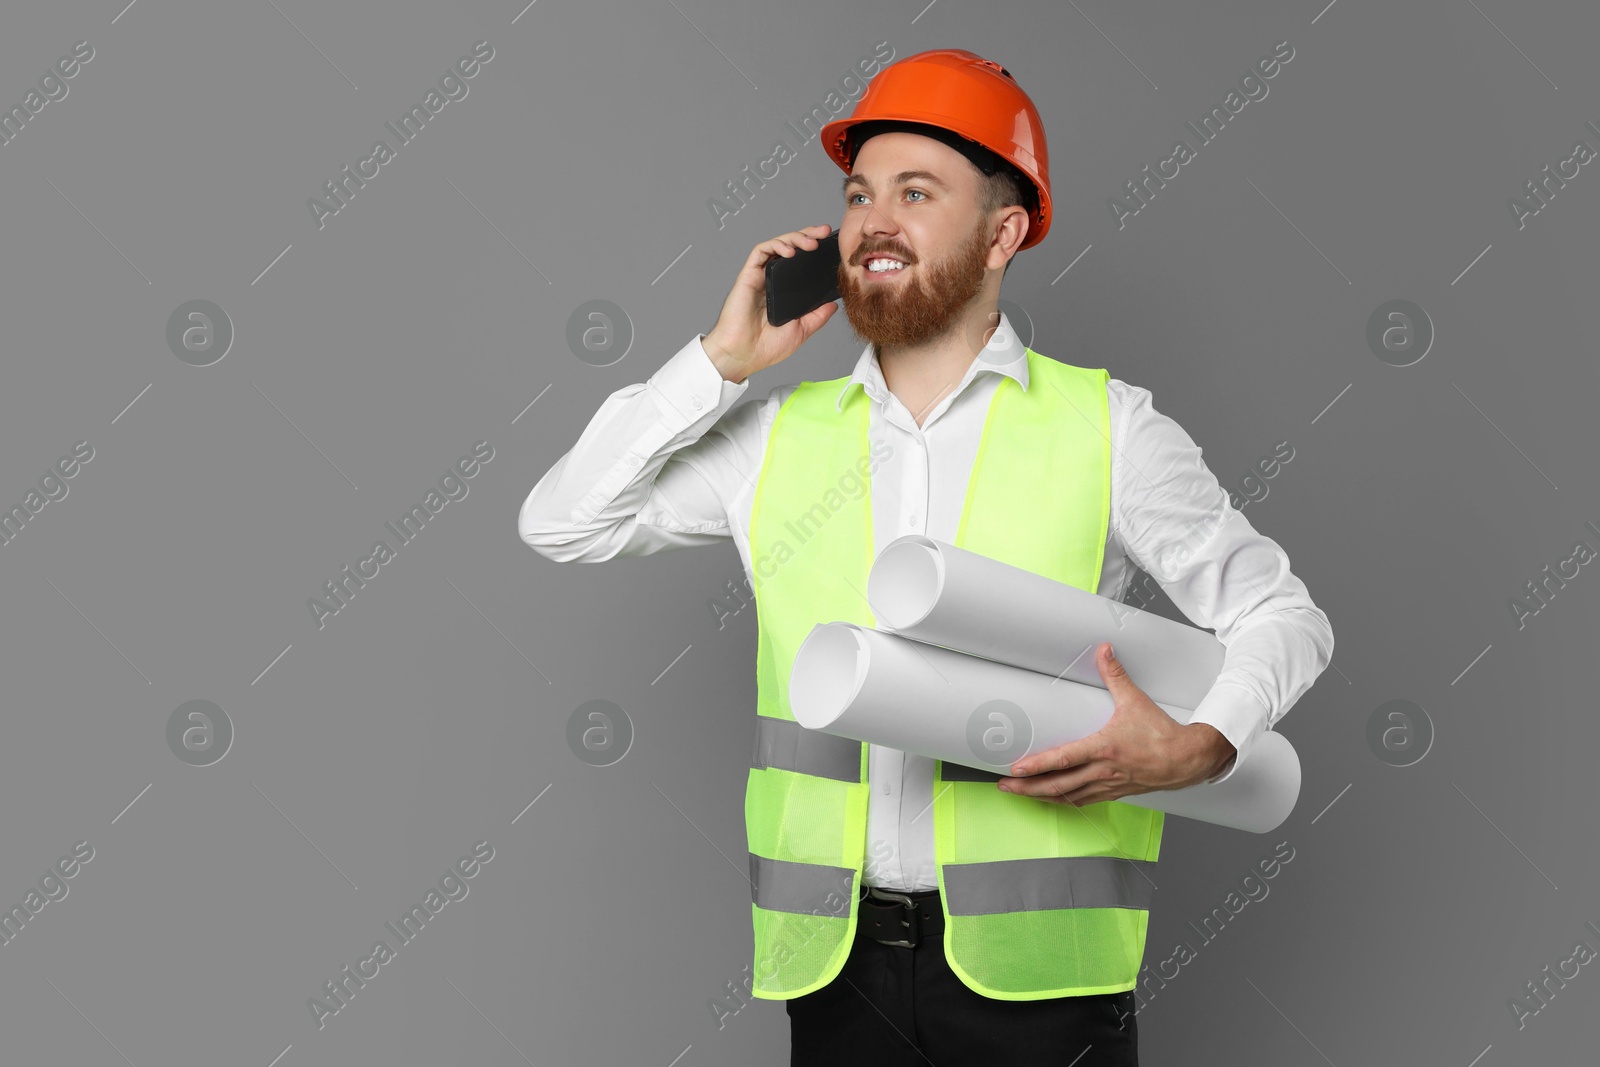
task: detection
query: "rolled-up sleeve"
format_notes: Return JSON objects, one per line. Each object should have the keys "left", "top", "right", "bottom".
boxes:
{"left": 518, "top": 334, "right": 757, "bottom": 562}
{"left": 1109, "top": 381, "right": 1335, "bottom": 784}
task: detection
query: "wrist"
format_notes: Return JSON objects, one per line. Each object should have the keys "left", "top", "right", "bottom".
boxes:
{"left": 1187, "top": 722, "right": 1235, "bottom": 780}
{"left": 701, "top": 334, "right": 748, "bottom": 384}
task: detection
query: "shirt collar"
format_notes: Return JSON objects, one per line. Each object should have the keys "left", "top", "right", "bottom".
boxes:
{"left": 833, "top": 311, "right": 1030, "bottom": 412}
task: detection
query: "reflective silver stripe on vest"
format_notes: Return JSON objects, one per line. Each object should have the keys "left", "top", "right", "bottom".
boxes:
{"left": 938, "top": 761, "right": 1005, "bottom": 782}
{"left": 749, "top": 853, "right": 856, "bottom": 915}
{"left": 752, "top": 715, "right": 863, "bottom": 783}
{"left": 943, "top": 856, "right": 1157, "bottom": 914}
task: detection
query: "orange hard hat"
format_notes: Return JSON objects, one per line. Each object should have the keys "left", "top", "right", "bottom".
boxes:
{"left": 820, "top": 48, "right": 1053, "bottom": 250}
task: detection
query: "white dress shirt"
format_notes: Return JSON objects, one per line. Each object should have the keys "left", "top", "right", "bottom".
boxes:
{"left": 520, "top": 313, "right": 1335, "bottom": 891}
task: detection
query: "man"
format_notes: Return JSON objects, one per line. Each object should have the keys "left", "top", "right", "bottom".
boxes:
{"left": 521, "top": 48, "right": 1333, "bottom": 1067}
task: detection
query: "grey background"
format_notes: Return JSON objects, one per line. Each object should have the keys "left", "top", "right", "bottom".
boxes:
{"left": 1, "top": 0, "right": 1595, "bottom": 1064}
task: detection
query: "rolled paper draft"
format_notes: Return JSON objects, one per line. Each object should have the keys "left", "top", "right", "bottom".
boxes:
{"left": 867, "top": 534, "right": 1226, "bottom": 712}
{"left": 789, "top": 621, "right": 1300, "bottom": 834}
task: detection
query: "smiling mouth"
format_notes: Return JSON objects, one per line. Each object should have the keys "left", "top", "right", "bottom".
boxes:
{"left": 860, "top": 257, "right": 911, "bottom": 278}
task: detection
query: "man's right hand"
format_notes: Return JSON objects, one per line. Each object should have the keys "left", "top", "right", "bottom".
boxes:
{"left": 702, "top": 224, "right": 840, "bottom": 384}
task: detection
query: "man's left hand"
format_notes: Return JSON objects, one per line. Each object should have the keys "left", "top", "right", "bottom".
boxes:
{"left": 996, "top": 642, "right": 1236, "bottom": 805}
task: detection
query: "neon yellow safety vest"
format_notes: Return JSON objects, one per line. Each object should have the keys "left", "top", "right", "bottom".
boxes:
{"left": 745, "top": 346, "right": 1162, "bottom": 1001}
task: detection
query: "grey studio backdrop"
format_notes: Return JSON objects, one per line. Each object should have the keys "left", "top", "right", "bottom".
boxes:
{"left": 0, "top": 0, "right": 1595, "bottom": 1064}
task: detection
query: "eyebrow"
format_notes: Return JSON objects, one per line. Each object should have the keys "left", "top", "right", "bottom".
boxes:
{"left": 842, "top": 169, "right": 950, "bottom": 196}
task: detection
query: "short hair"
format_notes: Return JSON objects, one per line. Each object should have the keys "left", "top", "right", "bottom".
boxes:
{"left": 976, "top": 163, "right": 1033, "bottom": 277}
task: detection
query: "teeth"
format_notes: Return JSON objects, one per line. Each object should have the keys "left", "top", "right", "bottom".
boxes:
{"left": 867, "top": 259, "right": 905, "bottom": 272}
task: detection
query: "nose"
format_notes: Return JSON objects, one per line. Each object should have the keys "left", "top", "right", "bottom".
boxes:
{"left": 862, "top": 203, "right": 899, "bottom": 241}
{"left": 855, "top": 206, "right": 905, "bottom": 262}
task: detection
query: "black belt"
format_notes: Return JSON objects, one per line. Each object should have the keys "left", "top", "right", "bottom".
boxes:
{"left": 857, "top": 886, "right": 944, "bottom": 948}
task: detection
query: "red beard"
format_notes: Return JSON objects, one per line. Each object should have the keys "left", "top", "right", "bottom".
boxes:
{"left": 835, "top": 219, "right": 991, "bottom": 350}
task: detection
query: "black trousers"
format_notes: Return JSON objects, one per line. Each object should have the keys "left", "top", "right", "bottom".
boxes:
{"left": 785, "top": 912, "right": 1139, "bottom": 1066}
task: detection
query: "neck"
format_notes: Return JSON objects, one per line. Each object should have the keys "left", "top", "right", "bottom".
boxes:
{"left": 878, "top": 294, "right": 1004, "bottom": 426}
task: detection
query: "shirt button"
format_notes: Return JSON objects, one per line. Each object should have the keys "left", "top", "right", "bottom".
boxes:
{"left": 908, "top": 514, "right": 919, "bottom": 526}
{"left": 691, "top": 397, "right": 703, "bottom": 410}
{"left": 627, "top": 455, "right": 641, "bottom": 467}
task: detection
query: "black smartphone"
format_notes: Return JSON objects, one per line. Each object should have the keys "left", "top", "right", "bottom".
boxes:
{"left": 764, "top": 228, "right": 841, "bottom": 327}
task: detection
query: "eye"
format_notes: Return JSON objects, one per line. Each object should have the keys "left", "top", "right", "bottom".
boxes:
{"left": 847, "top": 189, "right": 929, "bottom": 205}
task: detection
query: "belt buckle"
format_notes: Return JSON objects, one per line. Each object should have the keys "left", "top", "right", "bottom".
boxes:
{"left": 865, "top": 887, "right": 919, "bottom": 948}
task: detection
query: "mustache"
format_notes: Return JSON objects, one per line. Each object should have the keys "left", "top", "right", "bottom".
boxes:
{"left": 853, "top": 245, "right": 916, "bottom": 265}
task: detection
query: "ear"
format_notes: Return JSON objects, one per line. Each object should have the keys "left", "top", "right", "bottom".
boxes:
{"left": 989, "top": 207, "right": 1029, "bottom": 269}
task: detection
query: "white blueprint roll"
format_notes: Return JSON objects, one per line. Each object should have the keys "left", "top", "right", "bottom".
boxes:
{"left": 867, "top": 534, "right": 1226, "bottom": 711}
{"left": 789, "top": 621, "right": 1300, "bottom": 834}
